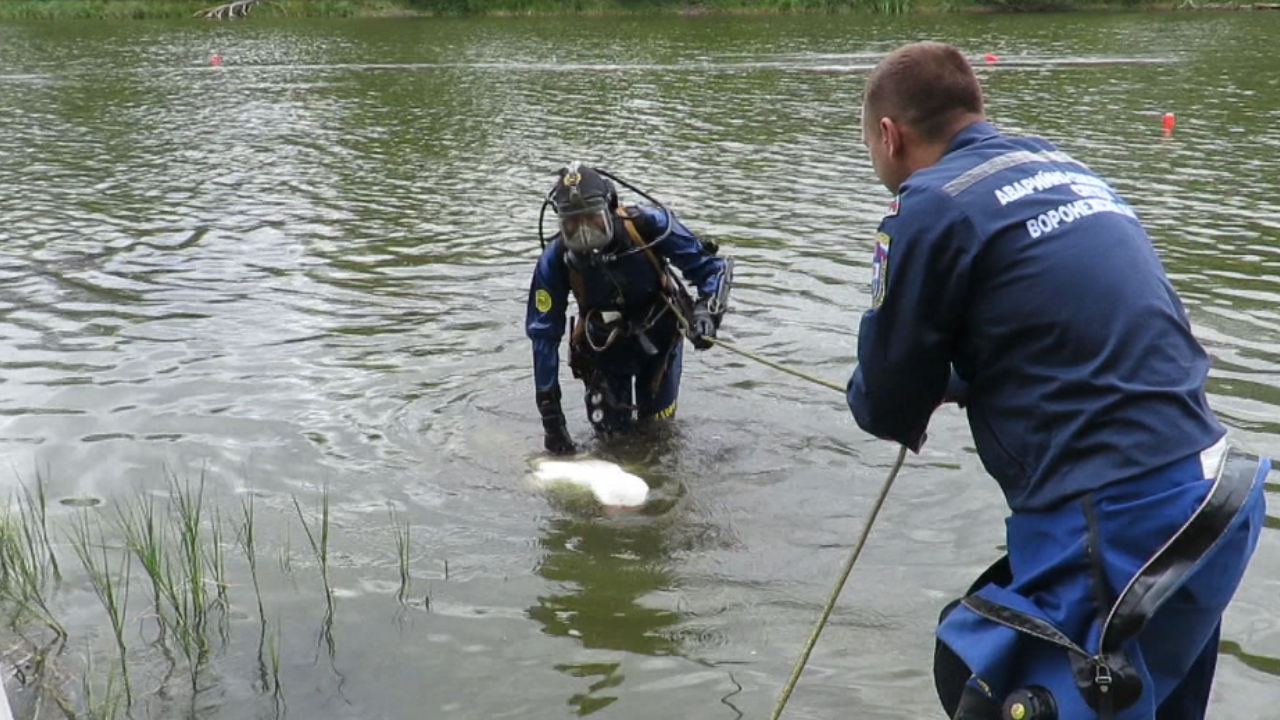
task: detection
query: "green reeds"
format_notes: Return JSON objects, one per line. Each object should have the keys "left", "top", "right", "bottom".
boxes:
{"left": 292, "top": 483, "right": 337, "bottom": 662}
{"left": 25, "top": 470, "right": 61, "bottom": 583}
{"left": 171, "top": 470, "right": 209, "bottom": 656}
{"left": 0, "top": 1, "right": 203, "bottom": 19}
{"left": 0, "top": 469, "right": 438, "bottom": 717}
{"left": 291, "top": 485, "right": 333, "bottom": 610}
{"left": 0, "top": 0, "right": 427, "bottom": 20}
{"left": 0, "top": 479, "right": 66, "bottom": 641}
{"left": 143, "top": 473, "right": 206, "bottom": 692}
{"left": 239, "top": 490, "right": 280, "bottom": 698}
{"left": 208, "top": 503, "right": 231, "bottom": 645}
{"left": 82, "top": 645, "right": 126, "bottom": 720}
{"left": 67, "top": 511, "right": 133, "bottom": 707}
{"left": 0, "top": 0, "right": 1041, "bottom": 19}
{"left": 268, "top": 617, "right": 284, "bottom": 706}
{"left": 238, "top": 492, "right": 267, "bottom": 634}
{"left": 389, "top": 505, "right": 411, "bottom": 605}
{"left": 113, "top": 470, "right": 230, "bottom": 690}
{"left": 279, "top": 524, "right": 294, "bottom": 576}
{"left": 116, "top": 493, "right": 166, "bottom": 639}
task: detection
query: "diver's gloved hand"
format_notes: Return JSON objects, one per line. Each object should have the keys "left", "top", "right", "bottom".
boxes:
{"left": 688, "top": 300, "right": 717, "bottom": 351}
{"left": 536, "top": 388, "right": 576, "bottom": 455}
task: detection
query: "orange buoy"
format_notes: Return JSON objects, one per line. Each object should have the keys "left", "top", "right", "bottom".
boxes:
{"left": 1162, "top": 112, "right": 1176, "bottom": 134}
{"left": 984, "top": 53, "right": 999, "bottom": 64}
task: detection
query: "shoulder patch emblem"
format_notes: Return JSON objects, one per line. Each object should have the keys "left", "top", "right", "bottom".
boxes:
{"left": 535, "top": 289, "right": 553, "bottom": 313}
{"left": 870, "top": 232, "right": 891, "bottom": 308}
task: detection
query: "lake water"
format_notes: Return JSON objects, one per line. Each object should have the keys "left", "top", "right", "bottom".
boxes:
{"left": 1, "top": 10, "right": 1278, "bottom": 719}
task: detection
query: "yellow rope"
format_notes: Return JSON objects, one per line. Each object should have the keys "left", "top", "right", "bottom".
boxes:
{"left": 663, "top": 293, "right": 909, "bottom": 718}
{"left": 661, "top": 293, "right": 844, "bottom": 395}
{"left": 769, "top": 444, "right": 909, "bottom": 720}
{"left": 706, "top": 337, "right": 846, "bottom": 394}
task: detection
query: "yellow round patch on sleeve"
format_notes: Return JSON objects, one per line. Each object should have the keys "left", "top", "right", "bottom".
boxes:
{"left": 535, "top": 289, "right": 553, "bottom": 313}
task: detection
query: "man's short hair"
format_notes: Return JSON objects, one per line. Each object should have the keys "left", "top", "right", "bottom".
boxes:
{"left": 863, "top": 42, "right": 984, "bottom": 142}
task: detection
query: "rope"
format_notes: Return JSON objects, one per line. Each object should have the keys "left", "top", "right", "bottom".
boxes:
{"left": 769, "top": 443, "right": 909, "bottom": 720}
{"left": 660, "top": 293, "right": 844, "bottom": 395}
{"left": 660, "top": 293, "right": 909, "bottom": 718}
{"left": 706, "top": 337, "right": 846, "bottom": 394}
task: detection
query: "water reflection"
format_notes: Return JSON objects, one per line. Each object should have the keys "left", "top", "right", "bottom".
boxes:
{"left": 529, "top": 515, "right": 685, "bottom": 714}
{"left": 525, "top": 431, "right": 707, "bottom": 716}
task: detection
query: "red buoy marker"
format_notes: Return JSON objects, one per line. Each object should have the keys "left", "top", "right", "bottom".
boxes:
{"left": 984, "top": 53, "right": 999, "bottom": 64}
{"left": 211, "top": 53, "right": 223, "bottom": 67}
{"left": 1162, "top": 112, "right": 1176, "bottom": 135}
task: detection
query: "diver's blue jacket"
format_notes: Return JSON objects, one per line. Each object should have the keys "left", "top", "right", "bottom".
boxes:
{"left": 526, "top": 205, "right": 726, "bottom": 394}
{"left": 846, "top": 121, "right": 1225, "bottom": 512}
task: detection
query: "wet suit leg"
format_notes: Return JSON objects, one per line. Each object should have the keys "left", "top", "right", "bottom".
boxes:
{"left": 1154, "top": 625, "right": 1219, "bottom": 720}
{"left": 583, "top": 366, "right": 635, "bottom": 435}
{"left": 935, "top": 558, "right": 1013, "bottom": 720}
{"left": 934, "top": 449, "right": 1265, "bottom": 720}
{"left": 1096, "top": 449, "right": 1263, "bottom": 719}
{"left": 636, "top": 339, "right": 682, "bottom": 424}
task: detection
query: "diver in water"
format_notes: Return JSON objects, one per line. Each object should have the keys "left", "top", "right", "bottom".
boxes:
{"left": 525, "top": 162, "right": 733, "bottom": 455}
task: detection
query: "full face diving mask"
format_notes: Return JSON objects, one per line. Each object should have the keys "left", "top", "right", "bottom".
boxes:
{"left": 552, "top": 163, "right": 615, "bottom": 254}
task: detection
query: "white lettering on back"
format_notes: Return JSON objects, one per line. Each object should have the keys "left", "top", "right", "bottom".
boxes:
{"left": 1024, "top": 198, "right": 1137, "bottom": 240}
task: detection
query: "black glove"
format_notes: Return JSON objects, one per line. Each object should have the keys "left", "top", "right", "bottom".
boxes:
{"left": 688, "top": 300, "right": 717, "bottom": 351}
{"left": 536, "top": 388, "right": 575, "bottom": 455}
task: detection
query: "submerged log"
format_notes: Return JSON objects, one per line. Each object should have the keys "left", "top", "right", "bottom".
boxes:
{"left": 197, "top": 0, "right": 263, "bottom": 19}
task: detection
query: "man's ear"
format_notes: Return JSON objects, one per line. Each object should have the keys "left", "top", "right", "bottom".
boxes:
{"left": 879, "top": 117, "right": 905, "bottom": 159}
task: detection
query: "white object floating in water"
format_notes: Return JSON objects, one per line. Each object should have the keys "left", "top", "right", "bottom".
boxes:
{"left": 529, "top": 458, "right": 650, "bottom": 509}
{"left": 1, "top": 672, "right": 12, "bottom": 720}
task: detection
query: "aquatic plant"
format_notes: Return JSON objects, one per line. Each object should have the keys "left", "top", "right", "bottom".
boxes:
{"left": 291, "top": 485, "right": 333, "bottom": 613}
{"left": 389, "top": 504, "right": 411, "bottom": 605}
{"left": 67, "top": 511, "right": 133, "bottom": 707}
{"left": 0, "top": 476, "right": 66, "bottom": 641}
{"left": 0, "top": 467, "right": 444, "bottom": 717}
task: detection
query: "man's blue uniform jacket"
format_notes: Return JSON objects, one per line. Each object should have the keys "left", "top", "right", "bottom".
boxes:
{"left": 846, "top": 121, "right": 1225, "bottom": 512}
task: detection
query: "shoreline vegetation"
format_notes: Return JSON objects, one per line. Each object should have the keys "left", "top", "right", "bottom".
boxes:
{"left": 0, "top": 469, "right": 415, "bottom": 717}
{"left": 1, "top": 0, "right": 1279, "bottom": 19}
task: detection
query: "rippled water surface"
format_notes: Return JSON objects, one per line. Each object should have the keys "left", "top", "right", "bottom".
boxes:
{"left": 1, "top": 11, "right": 1279, "bottom": 719}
